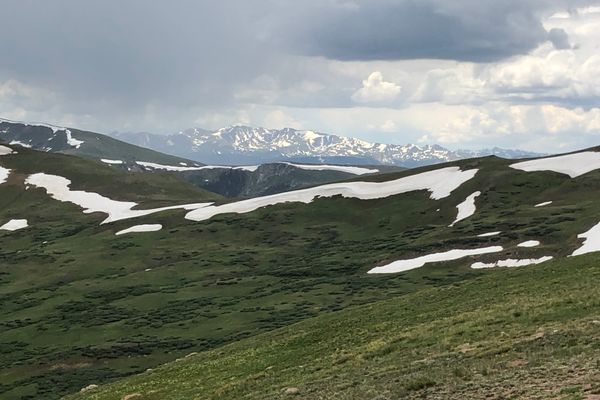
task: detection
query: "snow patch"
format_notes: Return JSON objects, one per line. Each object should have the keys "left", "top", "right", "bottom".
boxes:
{"left": 9, "top": 140, "right": 31, "bottom": 148}
{"left": 136, "top": 161, "right": 259, "bottom": 172}
{"left": 101, "top": 159, "right": 124, "bottom": 165}
{"left": 478, "top": 231, "right": 501, "bottom": 237}
{"left": 187, "top": 166, "right": 478, "bottom": 222}
{"left": 282, "top": 162, "right": 378, "bottom": 175}
{"left": 116, "top": 224, "right": 162, "bottom": 235}
{"left": 449, "top": 191, "right": 481, "bottom": 227}
{"left": 510, "top": 152, "right": 600, "bottom": 178}
{"left": 518, "top": 240, "right": 540, "bottom": 248}
{"left": 0, "top": 219, "right": 29, "bottom": 231}
{"left": 368, "top": 246, "right": 503, "bottom": 274}
{"left": 0, "top": 145, "right": 13, "bottom": 155}
{"left": 25, "top": 173, "right": 211, "bottom": 224}
{"left": 534, "top": 201, "right": 553, "bottom": 207}
{"left": 572, "top": 221, "right": 600, "bottom": 256}
{"left": 0, "top": 166, "right": 9, "bottom": 184}
{"left": 471, "top": 256, "right": 553, "bottom": 269}
{"left": 65, "top": 130, "right": 84, "bottom": 148}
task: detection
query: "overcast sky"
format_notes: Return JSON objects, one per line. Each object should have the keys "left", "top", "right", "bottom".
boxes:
{"left": 1, "top": 0, "right": 600, "bottom": 151}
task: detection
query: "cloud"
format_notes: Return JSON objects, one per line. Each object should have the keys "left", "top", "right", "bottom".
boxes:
{"left": 547, "top": 28, "right": 572, "bottom": 49}
{"left": 277, "top": 0, "right": 586, "bottom": 62}
{"left": 352, "top": 72, "right": 401, "bottom": 103}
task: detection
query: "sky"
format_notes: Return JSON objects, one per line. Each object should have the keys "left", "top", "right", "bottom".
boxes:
{"left": 1, "top": 0, "right": 600, "bottom": 152}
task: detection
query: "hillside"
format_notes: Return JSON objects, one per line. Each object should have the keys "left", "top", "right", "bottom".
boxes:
{"left": 1, "top": 144, "right": 600, "bottom": 398}
{"left": 110, "top": 126, "right": 543, "bottom": 167}
{"left": 68, "top": 253, "right": 600, "bottom": 399}
{"left": 0, "top": 118, "right": 202, "bottom": 166}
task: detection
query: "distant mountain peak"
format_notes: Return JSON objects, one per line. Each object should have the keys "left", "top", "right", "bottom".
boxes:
{"left": 109, "top": 125, "right": 545, "bottom": 167}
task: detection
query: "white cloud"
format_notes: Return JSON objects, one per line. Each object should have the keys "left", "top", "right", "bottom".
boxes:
{"left": 351, "top": 71, "right": 402, "bottom": 103}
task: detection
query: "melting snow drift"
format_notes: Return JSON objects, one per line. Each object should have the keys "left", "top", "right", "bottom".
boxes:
{"left": 0, "top": 219, "right": 29, "bottom": 231}
{"left": 25, "top": 173, "right": 211, "bottom": 224}
{"left": 368, "top": 246, "right": 503, "bottom": 274}
{"left": 471, "top": 256, "right": 553, "bottom": 269}
{"left": 450, "top": 191, "right": 481, "bottom": 227}
{"left": 535, "top": 201, "right": 553, "bottom": 207}
{"left": 0, "top": 145, "right": 13, "bottom": 156}
{"left": 282, "top": 162, "right": 379, "bottom": 175}
{"left": 116, "top": 224, "right": 163, "bottom": 235}
{"left": 510, "top": 152, "right": 600, "bottom": 178}
{"left": 136, "top": 161, "right": 258, "bottom": 172}
{"left": 518, "top": 240, "right": 541, "bottom": 247}
{"left": 186, "top": 166, "right": 478, "bottom": 222}
{"left": 572, "top": 221, "right": 600, "bottom": 256}
{"left": 101, "top": 159, "right": 124, "bottom": 165}
{"left": 0, "top": 166, "right": 9, "bottom": 185}
{"left": 478, "top": 231, "right": 501, "bottom": 237}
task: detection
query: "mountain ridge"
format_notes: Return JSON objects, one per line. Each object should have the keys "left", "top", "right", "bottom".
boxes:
{"left": 111, "top": 125, "right": 544, "bottom": 167}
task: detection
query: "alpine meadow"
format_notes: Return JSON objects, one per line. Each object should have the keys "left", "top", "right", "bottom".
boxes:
{"left": 0, "top": 1, "right": 599, "bottom": 400}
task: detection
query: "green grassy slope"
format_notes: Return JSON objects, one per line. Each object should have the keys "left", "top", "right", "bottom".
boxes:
{"left": 1, "top": 147, "right": 599, "bottom": 398}
{"left": 67, "top": 253, "right": 600, "bottom": 400}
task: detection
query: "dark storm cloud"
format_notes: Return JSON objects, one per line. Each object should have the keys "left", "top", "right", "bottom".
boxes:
{"left": 0, "top": 0, "right": 594, "bottom": 133}
{"left": 272, "top": 0, "right": 579, "bottom": 62}
{"left": 0, "top": 0, "right": 276, "bottom": 110}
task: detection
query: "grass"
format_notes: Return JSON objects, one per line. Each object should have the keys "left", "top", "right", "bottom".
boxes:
{"left": 1, "top": 148, "right": 600, "bottom": 398}
{"left": 67, "top": 253, "right": 600, "bottom": 399}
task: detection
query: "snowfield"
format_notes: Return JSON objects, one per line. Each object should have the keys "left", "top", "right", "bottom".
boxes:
{"left": 282, "top": 162, "right": 379, "bottom": 175}
{"left": 518, "top": 240, "right": 541, "bottom": 247}
{"left": 510, "top": 152, "right": 600, "bottom": 178}
{"left": 368, "top": 246, "right": 503, "bottom": 274}
{"left": 478, "top": 231, "right": 501, "bottom": 237}
{"left": 0, "top": 145, "right": 13, "bottom": 155}
{"left": 136, "top": 161, "right": 259, "bottom": 172}
{"left": 9, "top": 140, "right": 32, "bottom": 148}
{"left": 535, "top": 201, "right": 552, "bottom": 207}
{"left": 449, "top": 191, "right": 481, "bottom": 227}
{"left": 101, "top": 159, "right": 124, "bottom": 165}
{"left": 572, "top": 221, "right": 600, "bottom": 256}
{"left": 65, "top": 130, "right": 84, "bottom": 148}
{"left": 186, "top": 166, "right": 478, "bottom": 222}
{"left": 0, "top": 219, "right": 29, "bottom": 231}
{"left": 25, "top": 173, "right": 211, "bottom": 224}
{"left": 116, "top": 224, "right": 163, "bottom": 235}
{"left": 471, "top": 256, "right": 553, "bottom": 269}
{"left": 0, "top": 166, "right": 9, "bottom": 185}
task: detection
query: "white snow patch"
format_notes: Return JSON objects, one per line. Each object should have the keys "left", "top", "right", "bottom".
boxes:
{"left": 572, "top": 221, "right": 600, "bottom": 256}
{"left": 101, "top": 159, "right": 124, "bottom": 165}
{"left": 535, "top": 201, "right": 553, "bottom": 207}
{"left": 449, "top": 191, "right": 481, "bottom": 227}
{"left": 471, "top": 256, "right": 553, "bottom": 269}
{"left": 282, "top": 162, "right": 379, "bottom": 175}
{"left": 25, "top": 173, "right": 211, "bottom": 224}
{"left": 187, "top": 166, "right": 478, "bottom": 222}
{"left": 0, "top": 145, "right": 13, "bottom": 155}
{"left": 518, "top": 240, "right": 540, "bottom": 248}
{"left": 116, "top": 224, "right": 162, "bottom": 235}
{"left": 0, "top": 219, "right": 29, "bottom": 231}
{"left": 478, "top": 231, "right": 501, "bottom": 237}
{"left": 368, "top": 246, "right": 503, "bottom": 274}
{"left": 9, "top": 140, "right": 31, "bottom": 148}
{"left": 510, "top": 152, "right": 600, "bottom": 178}
{"left": 65, "top": 130, "right": 84, "bottom": 148}
{"left": 0, "top": 166, "right": 9, "bottom": 184}
{"left": 136, "top": 161, "right": 259, "bottom": 172}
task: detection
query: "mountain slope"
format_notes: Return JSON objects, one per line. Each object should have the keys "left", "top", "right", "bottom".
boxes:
{"left": 1, "top": 145, "right": 600, "bottom": 399}
{"left": 68, "top": 253, "right": 600, "bottom": 400}
{"left": 0, "top": 118, "right": 203, "bottom": 166}
{"left": 111, "top": 126, "right": 543, "bottom": 167}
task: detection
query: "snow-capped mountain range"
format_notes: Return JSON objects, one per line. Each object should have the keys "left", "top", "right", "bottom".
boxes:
{"left": 111, "top": 125, "right": 543, "bottom": 167}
